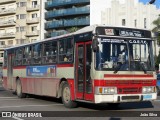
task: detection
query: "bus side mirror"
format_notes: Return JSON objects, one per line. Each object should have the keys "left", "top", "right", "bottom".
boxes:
{"left": 92, "top": 37, "right": 99, "bottom": 52}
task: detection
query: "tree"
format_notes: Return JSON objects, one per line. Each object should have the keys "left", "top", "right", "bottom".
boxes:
{"left": 149, "top": 0, "right": 156, "bottom": 4}
{"left": 67, "top": 27, "right": 79, "bottom": 33}
{"left": 152, "top": 15, "right": 160, "bottom": 44}
{"left": 155, "top": 51, "right": 160, "bottom": 71}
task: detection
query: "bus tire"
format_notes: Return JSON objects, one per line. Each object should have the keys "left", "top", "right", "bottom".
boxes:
{"left": 16, "top": 79, "right": 26, "bottom": 98}
{"left": 62, "top": 82, "right": 77, "bottom": 108}
{"left": 107, "top": 103, "right": 120, "bottom": 108}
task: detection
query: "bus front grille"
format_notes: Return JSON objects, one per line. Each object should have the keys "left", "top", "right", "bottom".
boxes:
{"left": 121, "top": 96, "right": 140, "bottom": 100}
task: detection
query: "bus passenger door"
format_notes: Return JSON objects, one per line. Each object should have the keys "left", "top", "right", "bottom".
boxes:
{"left": 7, "top": 54, "right": 13, "bottom": 89}
{"left": 75, "top": 42, "right": 93, "bottom": 101}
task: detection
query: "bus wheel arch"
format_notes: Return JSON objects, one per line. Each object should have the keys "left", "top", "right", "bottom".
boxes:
{"left": 16, "top": 78, "right": 26, "bottom": 98}
{"left": 61, "top": 81, "right": 77, "bottom": 108}
{"left": 57, "top": 78, "right": 67, "bottom": 98}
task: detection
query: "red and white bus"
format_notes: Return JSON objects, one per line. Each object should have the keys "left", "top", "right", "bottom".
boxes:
{"left": 2, "top": 25, "right": 157, "bottom": 108}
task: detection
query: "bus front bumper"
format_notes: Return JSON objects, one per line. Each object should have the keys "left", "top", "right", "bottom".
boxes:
{"left": 94, "top": 93, "right": 157, "bottom": 103}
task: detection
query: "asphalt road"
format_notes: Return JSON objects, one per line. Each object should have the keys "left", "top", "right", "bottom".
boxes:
{"left": 0, "top": 83, "right": 160, "bottom": 120}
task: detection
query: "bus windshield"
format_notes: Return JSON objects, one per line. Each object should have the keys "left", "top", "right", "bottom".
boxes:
{"left": 95, "top": 38, "right": 154, "bottom": 72}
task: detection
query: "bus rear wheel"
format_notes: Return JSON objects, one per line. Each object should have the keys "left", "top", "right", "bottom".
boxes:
{"left": 16, "top": 80, "right": 26, "bottom": 98}
{"left": 62, "top": 82, "right": 77, "bottom": 108}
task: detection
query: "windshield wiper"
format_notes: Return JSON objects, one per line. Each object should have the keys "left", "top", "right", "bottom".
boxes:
{"left": 139, "top": 62, "right": 147, "bottom": 74}
{"left": 113, "top": 63, "right": 123, "bottom": 74}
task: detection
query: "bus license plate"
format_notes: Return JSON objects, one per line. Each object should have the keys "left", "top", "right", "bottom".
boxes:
{"left": 143, "top": 95, "right": 152, "bottom": 100}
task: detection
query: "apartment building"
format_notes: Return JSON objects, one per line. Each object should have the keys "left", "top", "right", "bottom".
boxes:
{"left": 45, "top": 0, "right": 90, "bottom": 38}
{"left": 0, "top": 0, "right": 16, "bottom": 65}
{"left": 0, "top": 0, "right": 46, "bottom": 66}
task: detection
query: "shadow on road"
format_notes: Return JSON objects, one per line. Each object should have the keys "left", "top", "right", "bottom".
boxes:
{"left": 77, "top": 101, "right": 154, "bottom": 110}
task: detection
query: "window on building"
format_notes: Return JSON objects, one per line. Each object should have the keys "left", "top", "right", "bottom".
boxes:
{"left": 0, "top": 53, "right": 4, "bottom": 57}
{"left": 17, "top": 2, "right": 26, "bottom": 7}
{"left": 8, "top": 40, "right": 13, "bottom": 45}
{"left": 16, "top": 39, "right": 20, "bottom": 44}
{"left": 32, "top": 13, "right": 38, "bottom": 18}
{"left": 31, "top": 39, "right": 36, "bottom": 42}
{"left": 32, "top": 1, "right": 38, "bottom": 7}
{"left": 20, "top": 27, "right": 25, "bottom": 32}
{"left": 16, "top": 27, "right": 26, "bottom": 32}
{"left": 21, "top": 39, "right": 25, "bottom": 44}
{"left": 16, "top": 14, "right": 26, "bottom": 19}
{"left": 0, "top": 41, "right": 5, "bottom": 45}
{"left": 134, "top": 19, "right": 137, "bottom": 27}
{"left": 31, "top": 26, "right": 37, "bottom": 31}
{"left": 144, "top": 18, "right": 147, "bottom": 28}
{"left": 122, "top": 19, "right": 126, "bottom": 26}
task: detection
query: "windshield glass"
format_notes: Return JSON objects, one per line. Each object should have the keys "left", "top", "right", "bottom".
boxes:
{"left": 95, "top": 38, "right": 154, "bottom": 72}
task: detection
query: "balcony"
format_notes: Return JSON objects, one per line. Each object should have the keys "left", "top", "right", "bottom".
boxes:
{"left": 26, "top": 30, "right": 39, "bottom": 37}
{"left": 45, "top": 0, "right": 90, "bottom": 9}
{"left": 46, "top": 30, "right": 68, "bottom": 38}
{"left": 0, "top": 0, "right": 16, "bottom": 5}
{"left": 0, "top": 20, "right": 15, "bottom": 27}
{"left": 45, "top": 6, "right": 90, "bottom": 19}
{"left": 26, "top": 18, "right": 40, "bottom": 24}
{"left": 45, "top": 17, "right": 90, "bottom": 29}
{"left": 0, "top": 8, "right": 16, "bottom": 16}
{"left": 0, "top": 45, "right": 13, "bottom": 49}
{"left": 0, "top": 32, "right": 15, "bottom": 39}
{"left": 27, "top": 5, "right": 40, "bottom": 12}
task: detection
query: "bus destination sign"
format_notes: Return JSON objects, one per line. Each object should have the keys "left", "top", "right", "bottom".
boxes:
{"left": 96, "top": 27, "right": 151, "bottom": 38}
{"left": 119, "top": 30, "right": 142, "bottom": 37}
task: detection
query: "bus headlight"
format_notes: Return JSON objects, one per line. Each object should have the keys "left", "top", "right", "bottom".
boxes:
{"left": 142, "top": 86, "right": 154, "bottom": 93}
{"left": 95, "top": 87, "right": 117, "bottom": 94}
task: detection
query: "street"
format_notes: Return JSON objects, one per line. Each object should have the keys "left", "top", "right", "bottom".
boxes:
{"left": 0, "top": 83, "right": 160, "bottom": 120}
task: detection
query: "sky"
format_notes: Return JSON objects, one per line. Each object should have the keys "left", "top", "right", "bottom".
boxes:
{"left": 139, "top": 0, "right": 159, "bottom": 7}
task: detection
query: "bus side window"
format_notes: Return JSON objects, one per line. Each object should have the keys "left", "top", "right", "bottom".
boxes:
{"left": 59, "top": 38, "right": 73, "bottom": 63}
{"left": 42, "top": 41, "right": 57, "bottom": 64}
{"left": 15, "top": 48, "right": 23, "bottom": 66}
{"left": 32, "top": 44, "right": 42, "bottom": 64}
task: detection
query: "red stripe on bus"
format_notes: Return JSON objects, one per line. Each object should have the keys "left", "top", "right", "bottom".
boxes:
{"left": 104, "top": 74, "right": 153, "bottom": 78}
{"left": 57, "top": 64, "right": 74, "bottom": 67}
{"left": 94, "top": 79, "right": 156, "bottom": 86}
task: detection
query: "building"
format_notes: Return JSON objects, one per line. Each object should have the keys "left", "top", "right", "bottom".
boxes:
{"left": 0, "top": 0, "right": 46, "bottom": 66}
{"left": 0, "top": 0, "right": 16, "bottom": 66}
{"left": 100, "top": 0, "right": 159, "bottom": 30}
{"left": 45, "top": 0, "right": 90, "bottom": 38}
{"left": 90, "top": 0, "right": 160, "bottom": 55}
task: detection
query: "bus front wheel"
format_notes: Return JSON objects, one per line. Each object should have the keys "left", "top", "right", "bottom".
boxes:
{"left": 62, "top": 82, "right": 77, "bottom": 108}
{"left": 16, "top": 80, "right": 26, "bottom": 98}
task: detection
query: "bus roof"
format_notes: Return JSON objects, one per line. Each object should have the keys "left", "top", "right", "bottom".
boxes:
{"left": 4, "top": 24, "right": 151, "bottom": 50}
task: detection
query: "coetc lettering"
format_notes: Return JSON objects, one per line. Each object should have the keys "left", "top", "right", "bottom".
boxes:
{"left": 129, "top": 40, "right": 147, "bottom": 44}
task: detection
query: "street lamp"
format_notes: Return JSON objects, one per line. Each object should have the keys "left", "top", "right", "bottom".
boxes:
{"left": 14, "top": 21, "right": 22, "bottom": 44}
